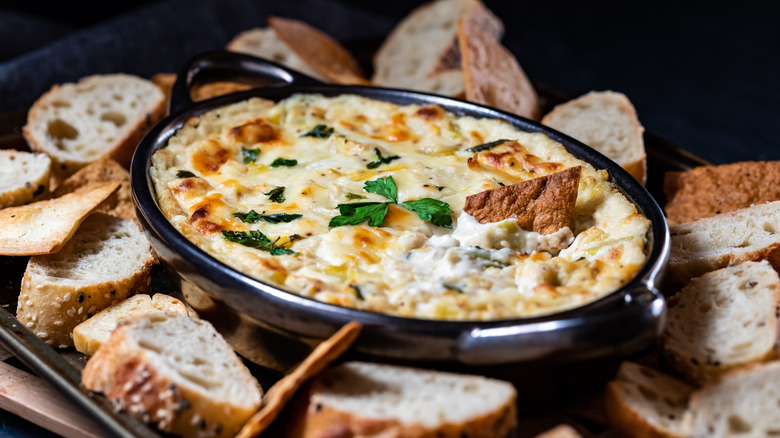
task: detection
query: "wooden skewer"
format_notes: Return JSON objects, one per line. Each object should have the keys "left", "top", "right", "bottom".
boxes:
{"left": 0, "top": 360, "right": 110, "bottom": 438}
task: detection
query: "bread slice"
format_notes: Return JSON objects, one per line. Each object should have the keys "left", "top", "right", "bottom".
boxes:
{"left": 23, "top": 73, "right": 166, "bottom": 181}
{"left": 0, "top": 150, "right": 51, "bottom": 208}
{"left": 535, "top": 425, "right": 583, "bottom": 438}
{"left": 662, "top": 261, "right": 780, "bottom": 386}
{"left": 458, "top": 15, "right": 541, "bottom": 120}
{"left": 226, "top": 27, "right": 327, "bottom": 82}
{"left": 72, "top": 293, "right": 190, "bottom": 356}
{"left": 0, "top": 181, "right": 119, "bottom": 256}
{"left": 666, "top": 200, "right": 780, "bottom": 291}
{"left": 16, "top": 213, "right": 155, "bottom": 347}
{"left": 53, "top": 156, "right": 136, "bottom": 222}
{"left": 372, "top": 0, "right": 503, "bottom": 96}
{"left": 688, "top": 361, "right": 780, "bottom": 437}
{"left": 664, "top": 161, "right": 780, "bottom": 226}
{"left": 281, "top": 361, "right": 517, "bottom": 438}
{"left": 542, "top": 91, "right": 647, "bottom": 185}
{"left": 81, "top": 312, "right": 262, "bottom": 438}
{"left": 604, "top": 362, "right": 695, "bottom": 438}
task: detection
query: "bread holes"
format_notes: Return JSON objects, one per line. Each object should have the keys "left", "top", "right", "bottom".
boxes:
{"left": 47, "top": 119, "right": 79, "bottom": 145}
{"left": 178, "top": 370, "right": 216, "bottom": 390}
{"left": 112, "top": 93, "right": 123, "bottom": 102}
{"left": 728, "top": 414, "right": 752, "bottom": 433}
{"left": 101, "top": 111, "right": 127, "bottom": 127}
{"left": 51, "top": 100, "right": 70, "bottom": 108}
{"left": 138, "top": 339, "right": 163, "bottom": 353}
{"left": 638, "top": 385, "right": 659, "bottom": 402}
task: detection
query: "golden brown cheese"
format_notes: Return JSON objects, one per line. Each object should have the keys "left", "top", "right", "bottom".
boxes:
{"left": 150, "top": 94, "right": 650, "bottom": 320}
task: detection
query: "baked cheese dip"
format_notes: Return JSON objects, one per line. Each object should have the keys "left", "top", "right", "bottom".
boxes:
{"left": 150, "top": 94, "right": 650, "bottom": 320}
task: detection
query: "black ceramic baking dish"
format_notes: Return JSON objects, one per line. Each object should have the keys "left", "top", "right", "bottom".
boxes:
{"left": 131, "top": 51, "right": 670, "bottom": 368}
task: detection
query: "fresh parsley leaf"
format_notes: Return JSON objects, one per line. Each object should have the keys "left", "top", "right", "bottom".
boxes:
{"left": 301, "top": 124, "right": 334, "bottom": 138}
{"left": 466, "top": 139, "right": 510, "bottom": 153}
{"left": 264, "top": 187, "right": 286, "bottom": 203}
{"left": 233, "top": 210, "right": 302, "bottom": 224}
{"left": 176, "top": 170, "right": 197, "bottom": 179}
{"left": 221, "top": 230, "right": 295, "bottom": 255}
{"left": 364, "top": 176, "right": 397, "bottom": 203}
{"left": 345, "top": 193, "right": 366, "bottom": 199}
{"left": 498, "top": 182, "right": 506, "bottom": 187}
{"left": 242, "top": 147, "right": 260, "bottom": 164}
{"left": 366, "top": 148, "right": 400, "bottom": 169}
{"left": 329, "top": 202, "right": 390, "bottom": 227}
{"left": 270, "top": 158, "right": 297, "bottom": 167}
{"left": 400, "top": 198, "right": 454, "bottom": 229}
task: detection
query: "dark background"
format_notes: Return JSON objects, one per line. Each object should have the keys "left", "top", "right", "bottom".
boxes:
{"left": 0, "top": 0, "right": 778, "bottom": 436}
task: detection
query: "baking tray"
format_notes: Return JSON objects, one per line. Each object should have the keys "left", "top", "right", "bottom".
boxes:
{"left": 0, "top": 49, "right": 713, "bottom": 437}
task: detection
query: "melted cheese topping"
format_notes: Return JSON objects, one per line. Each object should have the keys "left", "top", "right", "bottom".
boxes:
{"left": 151, "top": 94, "right": 649, "bottom": 320}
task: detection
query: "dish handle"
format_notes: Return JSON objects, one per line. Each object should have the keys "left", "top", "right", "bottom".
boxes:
{"left": 170, "top": 50, "right": 323, "bottom": 114}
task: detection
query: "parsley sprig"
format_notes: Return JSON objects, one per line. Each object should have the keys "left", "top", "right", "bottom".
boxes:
{"left": 466, "top": 139, "right": 510, "bottom": 153}
{"left": 233, "top": 210, "right": 302, "bottom": 224}
{"left": 270, "top": 158, "right": 297, "bottom": 167}
{"left": 242, "top": 147, "right": 260, "bottom": 164}
{"left": 366, "top": 148, "right": 400, "bottom": 169}
{"left": 222, "top": 230, "right": 295, "bottom": 255}
{"left": 264, "top": 187, "right": 286, "bottom": 203}
{"left": 176, "top": 170, "right": 198, "bottom": 179}
{"left": 329, "top": 176, "right": 453, "bottom": 228}
{"left": 301, "top": 124, "right": 334, "bottom": 138}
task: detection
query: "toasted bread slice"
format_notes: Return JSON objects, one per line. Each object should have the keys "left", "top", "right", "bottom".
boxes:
{"left": 664, "top": 161, "right": 780, "bottom": 226}
{"left": 604, "top": 362, "right": 695, "bottom": 438}
{"left": 16, "top": 213, "right": 155, "bottom": 347}
{"left": 82, "top": 312, "right": 262, "bottom": 438}
{"left": 280, "top": 361, "right": 517, "bottom": 438}
{"left": 464, "top": 165, "right": 581, "bottom": 234}
{"left": 53, "top": 156, "right": 135, "bottom": 222}
{"left": 535, "top": 425, "right": 584, "bottom": 438}
{"left": 662, "top": 261, "right": 780, "bottom": 385}
{"left": 0, "top": 150, "right": 51, "bottom": 208}
{"left": 458, "top": 15, "right": 540, "bottom": 120}
{"left": 542, "top": 91, "right": 646, "bottom": 185}
{"left": 0, "top": 182, "right": 119, "bottom": 256}
{"left": 372, "top": 0, "right": 503, "bottom": 96}
{"left": 23, "top": 74, "right": 166, "bottom": 181}
{"left": 688, "top": 361, "right": 780, "bottom": 437}
{"left": 72, "top": 293, "right": 190, "bottom": 356}
{"left": 226, "top": 27, "right": 327, "bottom": 81}
{"left": 666, "top": 200, "right": 780, "bottom": 291}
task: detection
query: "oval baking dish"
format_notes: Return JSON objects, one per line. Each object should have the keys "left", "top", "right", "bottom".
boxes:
{"left": 131, "top": 51, "right": 669, "bottom": 366}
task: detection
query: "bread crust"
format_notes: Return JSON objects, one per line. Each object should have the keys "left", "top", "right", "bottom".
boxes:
{"left": 604, "top": 382, "right": 687, "bottom": 438}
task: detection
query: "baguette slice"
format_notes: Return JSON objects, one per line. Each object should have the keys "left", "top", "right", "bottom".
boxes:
{"left": 81, "top": 312, "right": 262, "bottom": 438}
{"left": 666, "top": 200, "right": 780, "bottom": 290}
{"left": 0, "top": 150, "right": 51, "bottom": 208}
{"left": 372, "top": 0, "right": 503, "bottom": 96}
{"left": 16, "top": 213, "right": 155, "bottom": 347}
{"left": 542, "top": 91, "right": 646, "bottom": 185}
{"left": 23, "top": 73, "right": 166, "bottom": 181}
{"left": 72, "top": 293, "right": 190, "bottom": 356}
{"left": 664, "top": 161, "right": 780, "bottom": 226}
{"left": 662, "top": 261, "right": 780, "bottom": 385}
{"left": 688, "top": 361, "right": 780, "bottom": 437}
{"left": 283, "top": 361, "right": 517, "bottom": 438}
{"left": 53, "top": 156, "right": 136, "bottom": 222}
{"left": 227, "top": 27, "right": 327, "bottom": 82}
{"left": 604, "top": 362, "right": 695, "bottom": 438}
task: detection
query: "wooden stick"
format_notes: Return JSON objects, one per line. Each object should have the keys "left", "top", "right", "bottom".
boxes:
{"left": 0, "top": 361, "right": 109, "bottom": 438}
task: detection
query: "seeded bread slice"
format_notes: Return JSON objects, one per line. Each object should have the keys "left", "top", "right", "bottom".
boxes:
{"left": 23, "top": 73, "right": 166, "bottom": 181}
{"left": 688, "top": 361, "right": 780, "bottom": 437}
{"left": 542, "top": 91, "right": 646, "bottom": 185}
{"left": 666, "top": 200, "right": 780, "bottom": 291}
{"left": 282, "top": 361, "right": 517, "bottom": 438}
{"left": 16, "top": 213, "right": 155, "bottom": 347}
{"left": 0, "top": 150, "right": 51, "bottom": 208}
{"left": 662, "top": 261, "right": 780, "bottom": 386}
{"left": 81, "top": 312, "right": 263, "bottom": 438}
{"left": 72, "top": 293, "right": 190, "bottom": 356}
{"left": 604, "top": 362, "right": 695, "bottom": 438}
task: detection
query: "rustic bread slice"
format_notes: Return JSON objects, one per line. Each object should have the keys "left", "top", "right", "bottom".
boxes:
{"left": 664, "top": 161, "right": 780, "bottom": 226}
{"left": 372, "top": 0, "right": 503, "bottom": 96}
{"left": 72, "top": 293, "right": 190, "bottom": 356}
{"left": 282, "top": 361, "right": 517, "bottom": 438}
{"left": 267, "top": 16, "right": 367, "bottom": 85}
{"left": 662, "top": 261, "right": 780, "bottom": 386}
{"left": 688, "top": 361, "right": 780, "bottom": 437}
{"left": 226, "top": 27, "right": 327, "bottom": 82}
{"left": 535, "top": 425, "right": 584, "bottom": 438}
{"left": 0, "top": 182, "right": 119, "bottom": 256}
{"left": 23, "top": 73, "right": 166, "bottom": 181}
{"left": 53, "top": 156, "right": 136, "bottom": 222}
{"left": 81, "top": 312, "right": 262, "bottom": 438}
{"left": 16, "top": 213, "right": 155, "bottom": 347}
{"left": 0, "top": 150, "right": 51, "bottom": 208}
{"left": 458, "top": 15, "right": 541, "bottom": 120}
{"left": 666, "top": 200, "right": 780, "bottom": 291}
{"left": 542, "top": 91, "right": 646, "bottom": 185}
{"left": 604, "top": 362, "right": 695, "bottom": 438}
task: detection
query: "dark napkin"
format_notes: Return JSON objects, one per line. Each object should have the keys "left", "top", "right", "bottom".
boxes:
{"left": 0, "top": 0, "right": 393, "bottom": 113}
